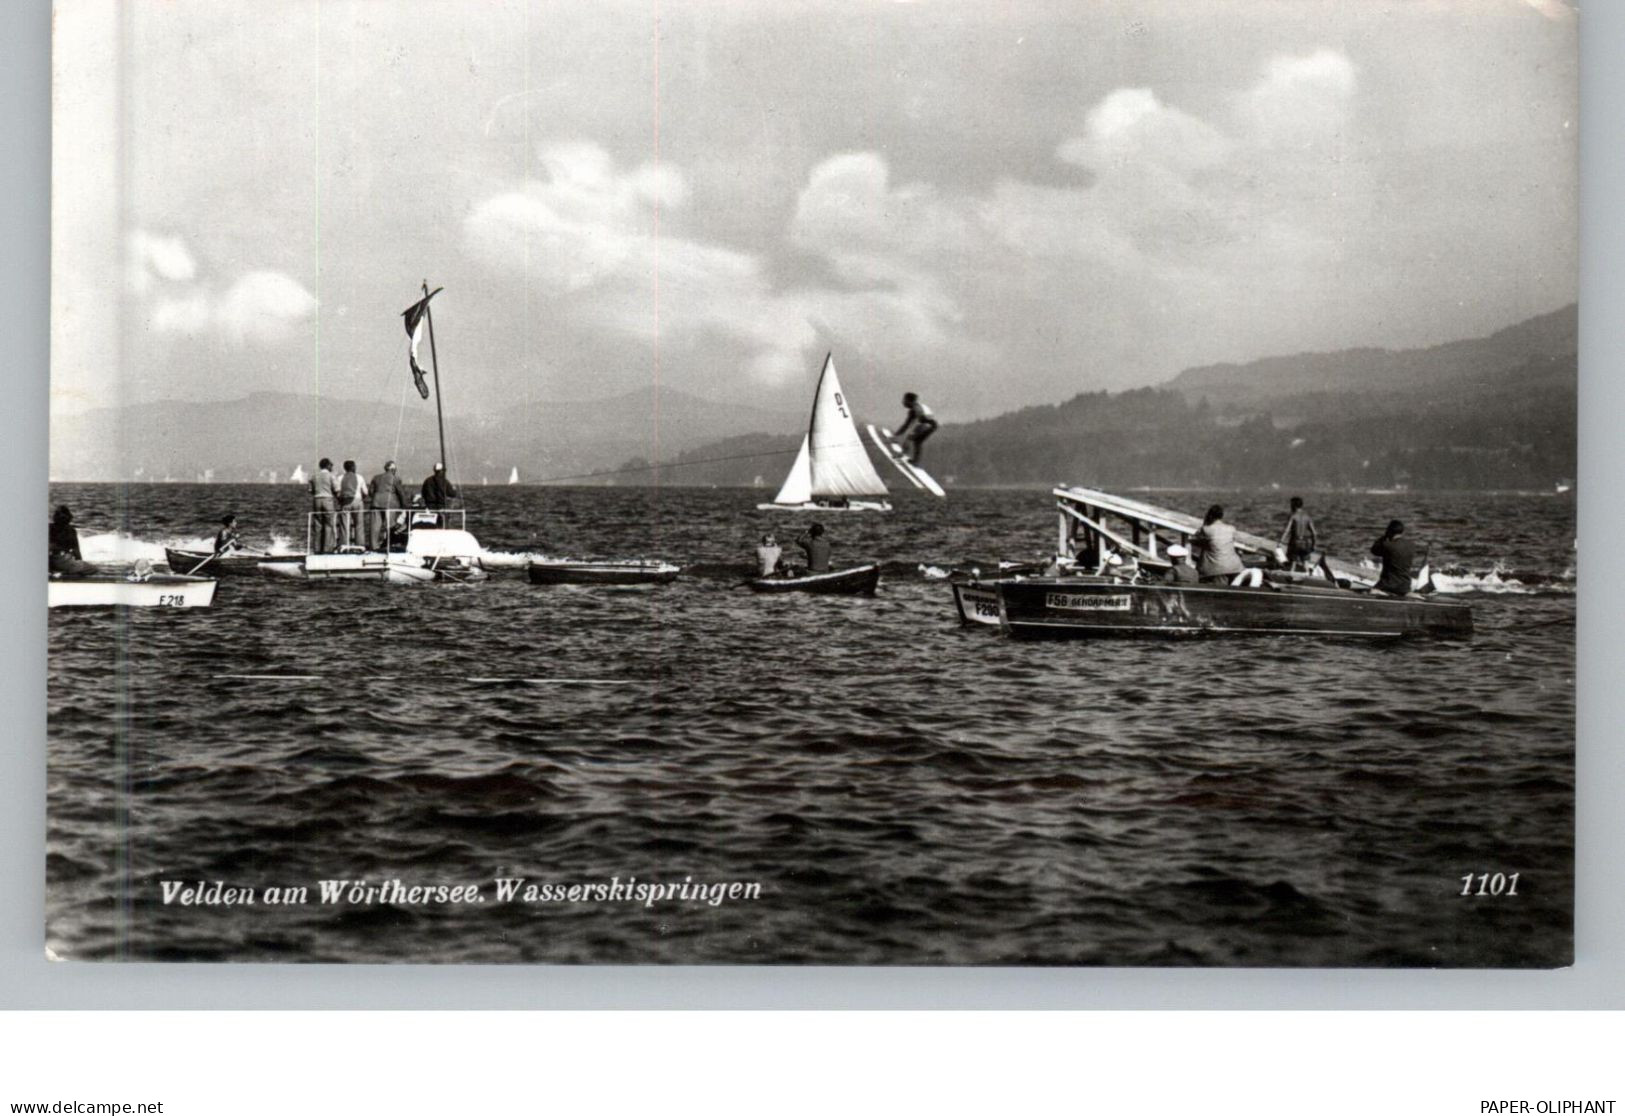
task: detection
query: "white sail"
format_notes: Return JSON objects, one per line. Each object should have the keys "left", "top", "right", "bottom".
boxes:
{"left": 290, "top": 464, "right": 308, "bottom": 484}
{"left": 771, "top": 435, "right": 813, "bottom": 505}
{"left": 508, "top": 466, "right": 519, "bottom": 485}
{"left": 808, "top": 354, "right": 888, "bottom": 498}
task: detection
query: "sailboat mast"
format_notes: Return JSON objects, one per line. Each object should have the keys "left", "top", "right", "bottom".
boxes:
{"left": 422, "top": 279, "right": 449, "bottom": 476}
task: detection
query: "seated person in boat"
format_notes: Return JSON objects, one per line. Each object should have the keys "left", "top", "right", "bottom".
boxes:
{"left": 1162, "top": 543, "right": 1200, "bottom": 584}
{"left": 896, "top": 393, "right": 939, "bottom": 464}
{"left": 1191, "top": 505, "right": 1245, "bottom": 583}
{"left": 795, "top": 523, "right": 832, "bottom": 574}
{"left": 1278, "top": 496, "right": 1318, "bottom": 570}
{"left": 756, "top": 533, "right": 784, "bottom": 577}
{"left": 48, "top": 506, "right": 99, "bottom": 576}
{"left": 1101, "top": 551, "right": 1139, "bottom": 580}
{"left": 214, "top": 514, "right": 242, "bottom": 555}
{"left": 1370, "top": 519, "right": 1415, "bottom": 596}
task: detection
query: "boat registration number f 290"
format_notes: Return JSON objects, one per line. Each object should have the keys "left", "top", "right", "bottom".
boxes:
{"left": 1046, "top": 592, "right": 1132, "bottom": 612}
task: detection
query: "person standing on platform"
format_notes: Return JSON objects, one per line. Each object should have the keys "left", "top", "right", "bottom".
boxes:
{"left": 310, "top": 458, "right": 339, "bottom": 553}
{"left": 1278, "top": 496, "right": 1319, "bottom": 571}
{"left": 337, "top": 461, "right": 369, "bottom": 548}
{"left": 421, "top": 463, "right": 459, "bottom": 526}
{"left": 368, "top": 459, "right": 408, "bottom": 549}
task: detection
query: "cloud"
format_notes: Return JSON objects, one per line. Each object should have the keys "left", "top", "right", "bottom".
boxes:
{"left": 466, "top": 144, "right": 964, "bottom": 383}
{"left": 1237, "top": 50, "right": 1356, "bottom": 149}
{"left": 128, "top": 229, "right": 317, "bottom": 347}
{"left": 126, "top": 229, "right": 197, "bottom": 295}
{"left": 212, "top": 272, "right": 320, "bottom": 344}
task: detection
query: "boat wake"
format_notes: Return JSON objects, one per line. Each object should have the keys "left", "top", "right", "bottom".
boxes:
{"left": 78, "top": 530, "right": 300, "bottom": 566}
{"left": 1430, "top": 564, "right": 1576, "bottom": 596}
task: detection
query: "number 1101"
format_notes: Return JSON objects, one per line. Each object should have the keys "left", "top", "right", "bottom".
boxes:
{"left": 1460, "top": 872, "right": 1519, "bottom": 896}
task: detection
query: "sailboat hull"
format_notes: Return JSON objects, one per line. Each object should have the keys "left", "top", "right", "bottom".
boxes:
{"left": 755, "top": 500, "right": 891, "bottom": 513}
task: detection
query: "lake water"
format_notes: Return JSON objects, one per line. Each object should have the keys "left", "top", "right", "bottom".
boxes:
{"left": 46, "top": 483, "right": 1575, "bottom": 965}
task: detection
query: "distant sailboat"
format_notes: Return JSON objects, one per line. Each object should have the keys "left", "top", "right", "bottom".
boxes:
{"left": 508, "top": 466, "right": 520, "bottom": 485}
{"left": 758, "top": 353, "right": 891, "bottom": 513}
{"left": 290, "top": 464, "right": 308, "bottom": 485}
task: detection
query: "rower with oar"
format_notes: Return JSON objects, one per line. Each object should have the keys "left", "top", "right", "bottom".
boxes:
{"left": 182, "top": 513, "right": 261, "bottom": 574}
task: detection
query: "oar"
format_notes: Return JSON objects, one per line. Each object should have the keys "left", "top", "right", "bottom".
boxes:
{"left": 184, "top": 551, "right": 219, "bottom": 576}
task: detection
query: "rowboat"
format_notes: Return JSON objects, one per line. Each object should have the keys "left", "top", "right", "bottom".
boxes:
{"left": 49, "top": 572, "right": 217, "bottom": 609}
{"left": 527, "top": 559, "right": 681, "bottom": 586}
{"left": 758, "top": 353, "right": 892, "bottom": 513}
{"left": 165, "top": 547, "right": 299, "bottom": 576}
{"left": 994, "top": 576, "right": 1472, "bottom": 639}
{"left": 750, "top": 564, "right": 881, "bottom": 595}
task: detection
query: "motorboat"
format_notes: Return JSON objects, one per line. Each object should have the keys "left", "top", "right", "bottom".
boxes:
{"left": 953, "top": 486, "right": 1468, "bottom": 638}
{"left": 49, "top": 570, "right": 217, "bottom": 609}
{"left": 993, "top": 575, "right": 1472, "bottom": 639}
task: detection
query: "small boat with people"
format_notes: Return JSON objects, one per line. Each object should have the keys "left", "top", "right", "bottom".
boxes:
{"left": 759, "top": 353, "right": 893, "bottom": 513}
{"left": 952, "top": 485, "right": 1471, "bottom": 639}
{"left": 527, "top": 559, "right": 681, "bottom": 586}
{"left": 165, "top": 547, "right": 295, "bottom": 577}
{"left": 749, "top": 563, "right": 881, "bottom": 595}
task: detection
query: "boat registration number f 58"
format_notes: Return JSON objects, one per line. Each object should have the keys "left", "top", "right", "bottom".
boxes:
{"left": 1046, "top": 592, "right": 1132, "bottom": 612}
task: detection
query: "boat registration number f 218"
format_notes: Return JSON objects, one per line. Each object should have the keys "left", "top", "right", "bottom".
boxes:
{"left": 1046, "top": 592, "right": 1132, "bottom": 612}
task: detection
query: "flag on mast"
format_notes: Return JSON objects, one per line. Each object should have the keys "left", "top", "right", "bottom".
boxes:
{"left": 401, "top": 287, "right": 443, "bottom": 400}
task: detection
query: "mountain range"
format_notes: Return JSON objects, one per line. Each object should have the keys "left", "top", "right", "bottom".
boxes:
{"left": 647, "top": 304, "right": 1578, "bottom": 492}
{"left": 51, "top": 304, "right": 1577, "bottom": 491}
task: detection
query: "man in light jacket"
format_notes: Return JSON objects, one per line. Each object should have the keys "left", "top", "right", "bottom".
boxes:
{"left": 337, "top": 460, "right": 369, "bottom": 549}
{"left": 309, "top": 458, "right": 339, "bottom": 553}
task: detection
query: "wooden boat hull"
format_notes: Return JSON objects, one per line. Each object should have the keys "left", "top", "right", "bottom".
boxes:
{"left": 49, "top": 574, "right": 217, "bottom": 609}
{"left": 165, "top": 548, "right": 300, "bottom": 576}
{"left": 755, "top": 501, "right": 892, "bottom": 513}
{"left": 750, "top": 564, "right": 881, "bottom": 595}
{"left": 995, "top": 577, "right": 1472, "bottom": 639}
{"left": 527, "top": 560, "right": 681, "bottom": 586}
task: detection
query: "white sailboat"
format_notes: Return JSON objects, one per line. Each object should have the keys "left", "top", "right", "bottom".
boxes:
{"left": 758, "top": 353, "right": 892, "bottom": 513}
{"left": 289, "top": 463, "right": 308, "bottom": 485}
{"left": 508, "top": 466, "right": 520, "bottom": 485}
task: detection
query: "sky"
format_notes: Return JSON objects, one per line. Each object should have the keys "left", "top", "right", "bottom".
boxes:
{"left": 52, "top": 0, "right": 1577, "bottom": 426}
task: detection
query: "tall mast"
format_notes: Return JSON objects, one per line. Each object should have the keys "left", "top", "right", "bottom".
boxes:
{"left": 422, "top": 279, "right": 449, "bottom": 477}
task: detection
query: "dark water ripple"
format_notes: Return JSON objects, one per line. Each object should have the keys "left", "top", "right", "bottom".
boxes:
{"left": 47, "top": 484, "right": 1574, "bottom": 965}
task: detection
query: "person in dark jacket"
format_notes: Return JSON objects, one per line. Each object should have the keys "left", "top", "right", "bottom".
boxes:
{"left": 796, "top": 523, "right": 832, "bottom": 574}
{"left": 421, "top": 463, "right": 459, "bottom": 520}
{"left": 49, "top": 506, "right": 98, "bottom": 575}
{"left": 1370, "top": 519, "right": 1416, "bottom": 596}
{"left": 368, "top": 459, "right": 409, "bottom": 549}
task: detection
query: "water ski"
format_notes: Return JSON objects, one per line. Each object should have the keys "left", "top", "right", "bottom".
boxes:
{"left": 865, "top": 424, "right": 946, "bottom": 497}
